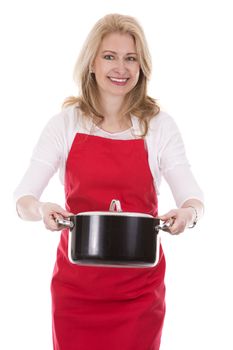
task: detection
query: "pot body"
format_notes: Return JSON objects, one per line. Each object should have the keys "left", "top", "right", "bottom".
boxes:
{"left": 68, "top": 215, "right": 161, "bottom": 268}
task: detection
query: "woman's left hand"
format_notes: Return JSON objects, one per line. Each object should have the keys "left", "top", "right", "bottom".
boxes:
{"left": 158, "top": 207, "right": 195, "bottom": 235}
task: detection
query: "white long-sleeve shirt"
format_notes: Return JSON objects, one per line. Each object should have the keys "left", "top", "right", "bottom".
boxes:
{"left": 13, "top": 105, "right": 204, "bottom": 207}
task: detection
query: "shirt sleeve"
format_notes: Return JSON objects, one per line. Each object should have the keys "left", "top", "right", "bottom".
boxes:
{"left": 162, "top": 164, "right": 204, "bottom": 207}
{"left": 158, "top": 114, "right": 204, "bottom": 207}
{"left": 13, "top": 112, "right": 66, "bottom": 202}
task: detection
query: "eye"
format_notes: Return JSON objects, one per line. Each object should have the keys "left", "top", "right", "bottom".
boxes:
{"left": 103, "top": 55, "right": 114, "bottom": 60}
{"left": 126, "top": 56, "right": 137, "bottom": 61}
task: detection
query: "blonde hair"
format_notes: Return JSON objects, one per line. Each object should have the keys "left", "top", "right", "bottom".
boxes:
{"left": 63, "top": 13, "right": 160, "bottom": 136}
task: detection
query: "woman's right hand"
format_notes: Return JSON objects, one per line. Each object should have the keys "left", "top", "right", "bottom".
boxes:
{"left": 39, "top": 202, "right": 73, "bottom": 231}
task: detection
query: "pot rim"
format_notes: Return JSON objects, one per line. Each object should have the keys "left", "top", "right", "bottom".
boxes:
{"left": 73, "top": 211, "right": 154, "bottom": 218}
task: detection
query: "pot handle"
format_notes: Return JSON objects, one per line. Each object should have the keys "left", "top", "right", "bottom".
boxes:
{"left": 55, "top": 217, "right": 74, "bottom": 228}
{"left": 155, "top": 218, "right": 175, "bottom": 232}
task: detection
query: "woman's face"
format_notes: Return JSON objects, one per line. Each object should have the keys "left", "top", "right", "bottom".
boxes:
{"left": 93, "top": 32, "right": 140, "bottom": 99}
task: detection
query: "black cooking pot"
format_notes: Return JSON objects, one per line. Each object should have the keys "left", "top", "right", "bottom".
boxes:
{"left": 56, "top": 200, "right": 170, "bottom": 268}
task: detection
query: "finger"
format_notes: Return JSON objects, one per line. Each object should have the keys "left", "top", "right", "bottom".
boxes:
{"left": 60, "top": 210, "right": 73, "bottom": 217}
{"left": 44, "top": 221, "right": 59, "bottom": 232}
{"left": 44, "top": 217, "right": 58, "bottom": 231}
{"left": 44, "top": 213, "right": 63, "bottom": 231}
{"left": 52, "top": 206, "right": 73, "bottom": 218}
{"left": 169, "top": 219, "right": 186, "bottom": 235}
{"left": 158, "top": 209, "right": 177, "bottom": 221}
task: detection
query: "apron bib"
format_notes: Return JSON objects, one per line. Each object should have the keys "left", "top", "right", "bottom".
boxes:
{"left": 51, "top": 133, "right": 166, "bottom": 350}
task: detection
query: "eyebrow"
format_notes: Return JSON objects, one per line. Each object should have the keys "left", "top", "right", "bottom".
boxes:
{"left": 101, "top": 50, "right": 137, "bottom": 55}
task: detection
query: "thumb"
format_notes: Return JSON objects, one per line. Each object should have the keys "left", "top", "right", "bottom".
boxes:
{"left": 158, "top": 209, "right": 177, "bottom": 221}
{"left": 61, "top": 210, "right": 74, "bottom": 218}
{"left": 52, "top": 205, "right": 73, "bottom": 218}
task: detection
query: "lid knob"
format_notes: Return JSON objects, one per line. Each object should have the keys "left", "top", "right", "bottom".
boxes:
{"left": 109, "top": 199, "right": 122, "bottom": 212}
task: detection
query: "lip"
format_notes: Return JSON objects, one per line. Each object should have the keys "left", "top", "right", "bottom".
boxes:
{"left": 108, "top": 76, "right": 129, "bottom": 86}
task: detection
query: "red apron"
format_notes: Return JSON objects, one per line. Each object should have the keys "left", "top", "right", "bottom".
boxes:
{"left": 51, "top": 133, "right": 166, "bottom": 350}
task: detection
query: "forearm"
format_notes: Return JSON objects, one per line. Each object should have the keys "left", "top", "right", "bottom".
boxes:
{"left": 16, "top": 195, "right": 43, "bottom": 221}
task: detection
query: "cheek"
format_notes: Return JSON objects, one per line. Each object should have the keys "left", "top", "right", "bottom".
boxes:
{"left": 132, "top": 66, "right": 140, "bottom": 82}
{"left": 93, "top": 58, "right": 107, "bottom": 75}
{"left": 132, "top": 62, "right": 140, "bottom": 74}
{"left": 93, "top": 67, "right": 108, "bottom": 85}
{"left": 95, "top": 65, "right": 110, "bottom": 79}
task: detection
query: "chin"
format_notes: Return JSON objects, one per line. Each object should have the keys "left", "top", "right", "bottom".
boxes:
{"left": 109, "top": 85, "right": 135, "bottom": 96}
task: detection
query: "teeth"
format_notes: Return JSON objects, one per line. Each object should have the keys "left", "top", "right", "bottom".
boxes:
{"left": 109, "top": 77, "right": 128, "bottom": 82}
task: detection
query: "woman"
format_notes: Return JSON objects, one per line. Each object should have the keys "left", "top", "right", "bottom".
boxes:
{"left": 14, "top": 13, "right": 204, "bottom": 350}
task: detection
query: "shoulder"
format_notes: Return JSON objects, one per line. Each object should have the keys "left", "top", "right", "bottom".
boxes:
{"left": 131, "top": 110, "right": 179, "bottom": 140}
{"left": 47, "top": 104, "right": 78, "bottom": 129}
{"left": 43, "top": 104, "right": 89, "bottom": 137}
{"left": 147, "top": 110, "right": 182, "bottom": 143}
{"left": 148, "top": 110, "right": 178, "bottom": 132}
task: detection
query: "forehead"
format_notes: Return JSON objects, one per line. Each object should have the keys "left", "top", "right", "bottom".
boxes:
{"left": 98, "top": 32, "right": 136, "bottom": 54}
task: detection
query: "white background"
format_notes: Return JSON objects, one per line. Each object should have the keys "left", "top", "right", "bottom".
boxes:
{"left": 1, "top": 0, "right": 233, "bottom": 349}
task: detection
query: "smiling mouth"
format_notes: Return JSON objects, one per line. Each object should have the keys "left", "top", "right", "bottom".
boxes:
{"left": 108, "top": 77, "right": 129, "bottom": 84}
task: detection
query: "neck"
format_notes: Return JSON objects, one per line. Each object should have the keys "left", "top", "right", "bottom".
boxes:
{"left": 96, "top": 94, "right": 131, "bottom": 132}
{"left": 100, "top": 93, "right": 124, "bottom": 120}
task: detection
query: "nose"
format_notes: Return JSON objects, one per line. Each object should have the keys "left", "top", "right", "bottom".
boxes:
{"left": 113, "top": 59, "right": 128, "bottom": 75}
